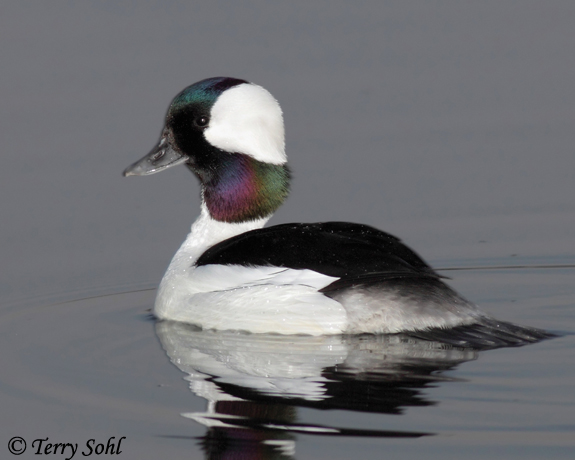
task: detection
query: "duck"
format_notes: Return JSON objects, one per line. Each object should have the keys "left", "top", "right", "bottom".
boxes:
{"left": 123, "top": 76, "right": 546, "bottom": 339}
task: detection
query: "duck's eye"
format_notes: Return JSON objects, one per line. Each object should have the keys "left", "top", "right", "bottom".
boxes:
{"left": 195, "top": 116, "right": 209, "bottom": 128}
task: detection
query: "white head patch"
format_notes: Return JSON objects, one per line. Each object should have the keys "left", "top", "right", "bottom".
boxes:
{"left": 204, "top": 83, "right": 286, "bottom": 164}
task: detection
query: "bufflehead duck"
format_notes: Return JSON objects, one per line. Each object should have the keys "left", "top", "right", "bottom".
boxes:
{"left": 124, "top": 77, "right": 546, "bottom": 339}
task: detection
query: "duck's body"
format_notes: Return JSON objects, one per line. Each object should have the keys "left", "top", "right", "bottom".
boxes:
{"left": 154, "top": 212, "right": 482, "bottom": 335}
{"left": 123, "top": 77, "right": 541, "bottom": 339}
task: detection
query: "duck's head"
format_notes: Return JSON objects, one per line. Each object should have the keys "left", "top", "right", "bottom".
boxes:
{"left": 124, "top": 77, "right": 290, "bottom": 223}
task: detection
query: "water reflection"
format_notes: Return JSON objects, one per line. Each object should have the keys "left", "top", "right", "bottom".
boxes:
{"left": 156, "top": 322, "right": 484, "bottom": 458}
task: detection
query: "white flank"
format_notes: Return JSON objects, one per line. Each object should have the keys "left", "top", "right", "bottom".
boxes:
{"left": 204, "top": 83, "right": 286, "bottom": 164}
{"left": 156, "top": 264, "right": 346, "bottom": 335}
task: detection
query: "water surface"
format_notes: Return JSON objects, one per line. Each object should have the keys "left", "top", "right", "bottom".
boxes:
{"left": 1, "top": 260, "right": 572, "bottom": 459}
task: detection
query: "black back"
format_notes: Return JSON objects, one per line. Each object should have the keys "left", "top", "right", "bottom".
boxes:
{"left": 196, "top": 222, "right": 441, "bottom": 281}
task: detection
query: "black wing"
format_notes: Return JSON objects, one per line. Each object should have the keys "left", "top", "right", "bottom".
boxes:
{"left": 196, "top": 221, "right": 442, "bottom": 280}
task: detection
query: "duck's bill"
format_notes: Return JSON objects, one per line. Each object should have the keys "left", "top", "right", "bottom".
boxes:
{"left": 123, "top": 139, "right": 189, "bottom": 177}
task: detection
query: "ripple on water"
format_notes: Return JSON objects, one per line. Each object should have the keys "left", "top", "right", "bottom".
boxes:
{"left": 0, "top": 263, "right": 573, "bottom": 459}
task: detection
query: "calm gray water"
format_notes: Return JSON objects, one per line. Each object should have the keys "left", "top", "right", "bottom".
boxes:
{"left": 1, "top": 2, "right": 574, "bottom": 459}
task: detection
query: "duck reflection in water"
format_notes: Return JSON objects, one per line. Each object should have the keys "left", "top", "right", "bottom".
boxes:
{"left": 156, "top": 321, "right": 551, "bottom": 459}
